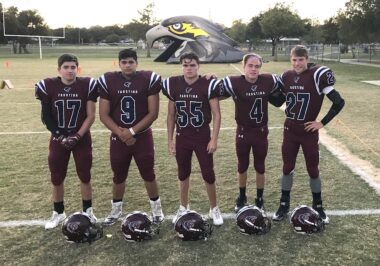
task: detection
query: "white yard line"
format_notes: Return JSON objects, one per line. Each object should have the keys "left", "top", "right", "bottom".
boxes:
{"left": 1, "top": 209, "right": 380, "bottom": 228}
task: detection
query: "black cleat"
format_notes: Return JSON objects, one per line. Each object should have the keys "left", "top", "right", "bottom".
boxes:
{"left": 255, "top": 197, "right": 264, "bottom": 209}
{"left": 313, "top": 203, "right": 330, "bottom": 224}
{"left": 272, "top": 201, "right": 290, "bottom": 221}
{"left": 234, "top": 196, "right": 247, "bottom": 213}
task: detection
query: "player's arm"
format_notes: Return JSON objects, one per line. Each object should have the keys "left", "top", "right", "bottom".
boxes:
{"left": 208, "top": 97, "right": 221, "bottom": 154}
{"left": 321, "top": 90, "right": 345, "bottom": 125}
{"left": 130, "top": 93, "right": 159, "bottom": 135}
{"left": 99, "top": 98, "right": 127, "bottom": 141}
{"left": 305, "top": 90, "right": 345, "bottom": 132}
{"left": 77, "top": 100, "right": 96, "bottom": 137}
{"left": 40, "top": 102, "right": 63, "bottom": 136}
{"left": 167, "top": 100, "right": 176, "bottom": 155}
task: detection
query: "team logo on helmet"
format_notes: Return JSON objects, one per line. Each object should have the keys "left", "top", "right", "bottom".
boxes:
{"left": 290, "top": 205, "right": 324, "bottom": 234}
{"left": 174, "top": 210, "right": 212, "bottom": 241}
{"left": 62, "top": 212, "right": 103, "bottom": 244}
{"left": 121, "top": 211, "right": 159, "bottom": 242}
{"left": 236, "top": 205, "right": 271, "bottom": 235}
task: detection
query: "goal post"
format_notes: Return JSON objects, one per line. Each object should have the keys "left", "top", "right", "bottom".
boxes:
{"left": 2, "top": 10, "right": 65, "bottom": 59}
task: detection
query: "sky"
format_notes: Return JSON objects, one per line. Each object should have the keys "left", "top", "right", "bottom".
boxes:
{"left": 2, "top": 0, "right": 349, "bottom": 28}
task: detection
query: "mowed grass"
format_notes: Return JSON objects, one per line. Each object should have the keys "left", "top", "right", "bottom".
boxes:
{"left": 0, "top": 49, "right": 380, "bottom": 265}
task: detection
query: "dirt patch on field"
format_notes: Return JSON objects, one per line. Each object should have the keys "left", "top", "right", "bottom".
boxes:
{"left": 319, "top": 128, "right": 380, "bottom": 195}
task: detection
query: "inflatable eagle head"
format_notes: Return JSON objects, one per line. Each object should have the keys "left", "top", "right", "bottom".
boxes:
{"left": 146, "top": 16, "right": 244, "bottom": 63}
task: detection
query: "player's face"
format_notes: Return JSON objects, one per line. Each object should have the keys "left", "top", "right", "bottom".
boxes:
{"left": 182, "top": 59, "right": 199, "bottom": 79}
{"left": 291, "top": 56, "right": 309, "bottom": 74}
{"left": 58, "top": 62, "right": 77, "bottom": 84}
{"left": 119, "top": 57, "right": 138, "bottom": 76}
{"left": 244, "top": 57, "right": 261, "bottom": 83}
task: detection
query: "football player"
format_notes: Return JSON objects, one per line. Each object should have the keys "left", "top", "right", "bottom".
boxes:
{"left": 98, "top": 49, "right": 164, "bottom": 225}
{"left": 163, "top": 52, "right": 224, "bottom": 226}
{"left": 221, "top": 53, "right": 285, "bottom": 213}
{"left": 35, "top": 54, "right": 98, "bottom": 229}
{"left": 272, "top": 45, "right": 345, "bottom": 223}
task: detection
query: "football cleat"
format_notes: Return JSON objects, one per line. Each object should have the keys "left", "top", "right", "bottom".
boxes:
{"left": 45, "top": 211, "right": 66, "bottom": 230}
{"left": 312, "top": 203, "right": 330, "bottom": 224}
{"left": 209, "top": 206, "right": 224, "bottom": 226}
{"left": 84, "top": 207, "right": 97, "bottom": 223}
{"left": 172, "top": 205, "right": 188, "bottom": 224}
{"left": 272, "top": 201, "right": 290, "bottom": 221}
{"left": 234, "top": 196, "right": 247, "bottom": 213}
{"left": 103, "top": 201, "right": 122, "bottom": 226}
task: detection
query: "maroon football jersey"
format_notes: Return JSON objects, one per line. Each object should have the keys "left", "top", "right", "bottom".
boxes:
{"left": 162, "top": 76, "right": 222, "bottom": 131}
{"left": 222, "top": 74, "right": 281, "bottom": 128}
{"left": 280, "top": 65, "right": 336, "bottom": 124}
{"left": 98, "top": 71, "right": 162, "bottom": 127}
{"left": 35, "top": 77, "right": 98, "bottom": 134}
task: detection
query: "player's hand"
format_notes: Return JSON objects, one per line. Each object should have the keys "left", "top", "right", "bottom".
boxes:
{"left": 125, "top": 137, "right": 136, "bottom": 146}
{"left": 304, "top": 121, "right": 323, "bottom": 132}
{"left": 207, "top": 138, "right": 217, "bottom": 154}
{"left": 118, "top": 127, "right": 133, "bottom": 142}
{"left": 168, "top": 140, "right": 176, "bottom": 155}
{"left": 204, "top": 73, "right": 217, "bottom": 80}
{"left": 62, "top": 133, "right": 81, "bottom": 150}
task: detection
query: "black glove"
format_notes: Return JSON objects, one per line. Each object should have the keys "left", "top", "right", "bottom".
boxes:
{"left": 62, "top": 133, "right": 81, "bottom": 150}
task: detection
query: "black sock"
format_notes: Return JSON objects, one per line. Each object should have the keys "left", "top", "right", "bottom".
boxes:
{"left": 312, "top": 192, "right": 322, "bottom": 204}
{"left": 54, "top": 201, "right": 64, "bottom": 214}
{"left": 257, "top": 188, "right": 264, "bottom": 199}
{"left": 82, "top": 199, "right": 92, "bottom": 211}
{"left": 112, "top": 199, "right": 122, "bottom": 203}
{"left": 150, "top": 196, "right": 159, "bottom": 201}
{"left": 280, "top": 190, "right": 291, "bottom": 202}
{"left": 239, "top": 187, "right": 246, "bottom": 199}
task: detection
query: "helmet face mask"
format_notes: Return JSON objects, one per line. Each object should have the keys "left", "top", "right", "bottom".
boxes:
{"left": 290, "top": 205, "right": 325, "bottom": 234}
{"left": 121, "top": 211, "right": 159, "bottom": 242}
{"left": 62, "top": 212, "right": 103, "bottom": 244}
{"left": 174, "top": 210, "right": 212, "bottom": 241}
{"left": 236, "top": 205, "right": 271, "bottom": 235}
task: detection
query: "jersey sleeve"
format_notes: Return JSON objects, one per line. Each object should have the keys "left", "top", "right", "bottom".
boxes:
{"left": 87, "top": 78, "right": 99, "bottom": 102}
{"left": 162, "top": 77, "right": 174, "bottom": 101}
{"left": 35, "top": 79, "right": 49, "bottom": 103}
{"left": 313, "top": 66, "right": 336, "bottom": 94}
{"left": 97, "top": 74, "right": 111, "bottom": 100}
{"left": 208, "top": 78, "right": 224, "bottom": 99}
{"left": 147, "top": 72, "right": 162, "bottom": 96}
{"left": 221, "top": 76, "right": 235, "bottom": 98}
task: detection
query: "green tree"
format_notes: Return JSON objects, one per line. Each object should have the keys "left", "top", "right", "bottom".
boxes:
{"left": 133, "top": 2, "right": 159, "bottom": 57}
{"left": 245, "top": 15, "right": 264, "bottom": 50}
{"left": 225, "top": 19, "right": 247, "bottom": 44}
{"left": 260, "top": 3, "right": 305, "bottom": 61}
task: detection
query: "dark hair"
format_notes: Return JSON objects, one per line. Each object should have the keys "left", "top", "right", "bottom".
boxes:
{"left": 242, "top": 53, "right": 263, "bottom": 67}
{"left": 118, "top": 49, "right": 137, "bottom": 62}
{"left": 58, "top": 54, "right": 78, "bottom": 68}
{"left": 180, "top": 52, "right": 200, "bottom": 64}
{"left": 290, "top": 45, "right": 309, "bottom": 58}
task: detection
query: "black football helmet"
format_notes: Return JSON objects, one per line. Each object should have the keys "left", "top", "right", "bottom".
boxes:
{"left": 174, "top": 210, "right": 212, "bottom": 241}
{"left": 236, "top": 205, "right": 271, "bottom": 235}
{"left": 62, "top": 212, "right": 103, "bottom": 243}
{"left": 121, "top": 211, "right": 159, "bottom": 242}
{"left": 290, "top": 205, "right": 325, "bottom": 234}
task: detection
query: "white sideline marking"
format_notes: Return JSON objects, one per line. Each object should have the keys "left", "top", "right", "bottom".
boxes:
{"left": 0, "top": 127, "right": 283, "bottom": 135}
{"left": 2, "top": 209, "right": 380, "bottom": 228}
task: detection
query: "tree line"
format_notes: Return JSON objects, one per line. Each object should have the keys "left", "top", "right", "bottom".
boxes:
{"left": 1, "top": 1, "right": 379, "bottom": 55}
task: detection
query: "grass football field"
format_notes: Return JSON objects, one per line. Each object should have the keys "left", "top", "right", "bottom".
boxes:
{"left": 0, "top": 48, "right": 379, "bottom": 265}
